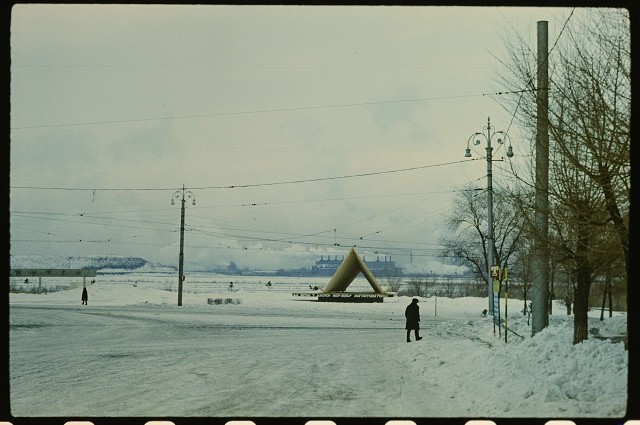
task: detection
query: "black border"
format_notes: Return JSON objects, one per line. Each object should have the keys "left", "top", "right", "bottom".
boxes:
{"left": 3, "top": 1, "right": 637, "bottom": 425}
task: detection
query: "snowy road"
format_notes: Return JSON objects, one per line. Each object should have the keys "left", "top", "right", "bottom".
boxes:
{"left": 9, "top": 282, "right": 628, "bottom": 419}
{"left": 10, "top": 301, "right": 486, "bottom": 418}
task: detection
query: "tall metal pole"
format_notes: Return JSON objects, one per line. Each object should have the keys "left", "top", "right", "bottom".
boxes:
{"left": 532, "top": 20, "right": 550, "bottom": 336}
{"left": 465, "top": 118, "right": 513, "bottom": 316}
{"left": 178, "top": 188, "right": 185, "bottom": 306}
{"left": 171, "top": 185, "right": 195, "bottom": 307}
{"left": 486, "top": 117, "right": 495, "bottom": 314}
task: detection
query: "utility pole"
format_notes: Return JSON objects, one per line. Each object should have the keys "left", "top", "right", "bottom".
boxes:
{"left": 171, "top": 185, "right": 196, "bottom": 306}
{"left": 465, "top": 118, "right": 514, "bottom": 315}
{"left": 486, "top": 118, "right": 496, "bottom": 315}
{"left": 532, "top": 20, "right": 550, "bottom": 335}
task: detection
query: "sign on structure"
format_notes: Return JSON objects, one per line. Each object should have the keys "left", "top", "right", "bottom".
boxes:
{"left": 490, "top": 265, "right": 501, "bottom": 279}
{"left": 10, "top": 269, "right": 97, "bottom": 278}
{"left": 492, "top": 280, "right": 501, "bottom": 293}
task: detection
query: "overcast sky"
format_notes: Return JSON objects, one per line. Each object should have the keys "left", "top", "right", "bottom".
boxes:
{"left": 9, "top": 4, "right": 577, "bottom": 273}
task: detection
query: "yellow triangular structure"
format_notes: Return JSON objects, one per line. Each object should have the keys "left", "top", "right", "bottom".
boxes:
{"left": 322, "top": 247, "right": 386, "bottom": 294}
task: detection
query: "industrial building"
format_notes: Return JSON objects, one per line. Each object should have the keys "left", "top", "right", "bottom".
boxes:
{"left": 310, "top": 253, "right": 402, "bottom": 276}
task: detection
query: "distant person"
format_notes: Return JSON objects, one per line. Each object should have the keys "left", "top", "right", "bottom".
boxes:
{"left": 405, "top": 298, "right": 422, "bottom": 342}
{"left": 81, "top": 286, "right": 88, "bottom": 305}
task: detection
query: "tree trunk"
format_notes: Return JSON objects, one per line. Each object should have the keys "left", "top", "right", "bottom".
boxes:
{"left": 549, "top": 264, "right": 557, "bottom": 316}
{"left": 600, "top": 270, "right": 611, "bottom": 321}
{"left": 573, "top": 229, "right": 593, "bottom": 344}
{"left": 608, "top": 279, "right": 613, "bottom": 318}
{"left": 600, "top": 280, "right": 607, "bottom": 321}
{"left": 573, "top": 270, "right": 591, "bottom": 343}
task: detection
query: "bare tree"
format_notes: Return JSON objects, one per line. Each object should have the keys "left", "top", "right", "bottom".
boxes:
{"left": 508, "top": 228, "right": 533, "bottom": 315}
{"left": 440, "top": 186, "right": 524, "bottom": 291}
{"left": 384, "top": 275, "right": 403, "bottom": 293}
{"left": 550, "top": 10, "right": 630, "bottom": 272}
{"left": 404, "top": 277, "right": 427, "bottom": 298}
{"left": 495, "top": 9, "right": 630, "bottom": 343}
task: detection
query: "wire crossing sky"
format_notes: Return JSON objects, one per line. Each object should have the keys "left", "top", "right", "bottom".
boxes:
{"left": 10, "top": 157, "right": 481, "bottom": 191}
{"left": 10, "top": 4, "right": 577, "bottom": 273}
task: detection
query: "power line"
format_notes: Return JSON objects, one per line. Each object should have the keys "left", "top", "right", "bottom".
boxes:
{"left": 10, "top": 236, "right": 452, "bottom": 259}
{"left": 482, "top": 87, "right": 538, "bottom": 97}
{"left": 10, "top": 186, "right": 168, "bottom": 192}
{"left": 11, "top": 171, "right": 490, "bottom": 260}
{"left": 11, "top": 93, "right": 487, "bottom": 130}
{"left": 12, "top": 174, "right": 487, "bottom": 238}
{"left": 10, "top": 158, "right": 479, "bottom": 192}
{"left": 213, "top": 159, "right": 477, "bottom": 189}
{"left": 10, "top": 186, "right": 479, "bottom": 213}
{"left": 548, "top": 8, "right": 575, "bottom": 56}
{"left": 210, "top": 189, "right": 456, "bottom": 209}
{"left": 10, "top": 213, "right": 455, "bottom": 258}
{"left": 183, "top": 226, "right": 451, "bottom": 255}
{"left": 484, "top": 10, "right": 575, "bottom": 138}
{"left": 12, "top": 64, "right": 488, "bottom": 70}
{"left": 11, "top": 213, "right": 178, "bottom": 233}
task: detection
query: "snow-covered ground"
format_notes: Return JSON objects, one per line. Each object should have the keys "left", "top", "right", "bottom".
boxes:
{"left": 8, "top": 274, "right": 628, "bottom": 419}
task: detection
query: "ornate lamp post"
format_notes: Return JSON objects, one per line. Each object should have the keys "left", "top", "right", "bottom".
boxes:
{"left": 171, "top": 185, "right": 196, "bottom": 306}
{"left": 465, "top": 117, "right": 513, "bottom": 315}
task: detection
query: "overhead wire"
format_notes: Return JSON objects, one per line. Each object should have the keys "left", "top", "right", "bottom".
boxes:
{"left": 197, "top": 188, "right": 464, "bottom": 209}
{"left": 10, "top": 157, "right": 480, "bottom": 192}
{"left": 179, "top": 175, "right": 490, "bottom": 253}
{"left": 356, "top": 184, "right": 485, "bottom": 241}
{"left": 480, "top": 8, "right": 575, "bottom": 161}
{"left": 11, "top": 212, "right": 179, "bottom": 234}
{"left": 11, "top": 65, "right": 543, "bottom": 262}
{"left": 12, "top": 173, "right": 488, "bottom": 257}
{"left": 11, "top": 92, "right": 488, "bottom": 131}
{"left": 11, "top": 20, "right": 560, "bottom": 266}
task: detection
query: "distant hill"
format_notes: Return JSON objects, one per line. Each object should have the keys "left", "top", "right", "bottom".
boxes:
{"left": 10, "top": 255, "right": 176, "bottom": 274}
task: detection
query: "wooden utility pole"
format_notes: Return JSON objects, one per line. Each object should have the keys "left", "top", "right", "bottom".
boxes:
{"left": 171, "top": 185, "right": 195, "bottom": 306}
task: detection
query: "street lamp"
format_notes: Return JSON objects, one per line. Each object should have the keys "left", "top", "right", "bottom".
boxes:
{"left": 465, "top": 117, "right": 513, "bottom": 315}
{"left": 171, "top": 185, "right": 196, "bottom": 306}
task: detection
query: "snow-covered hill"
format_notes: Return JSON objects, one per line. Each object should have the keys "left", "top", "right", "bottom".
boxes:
{"left": 9, "top": 255, "right": 176, "bottom": 274}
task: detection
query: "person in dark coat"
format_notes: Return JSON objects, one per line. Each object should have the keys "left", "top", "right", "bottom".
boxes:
{"left": 81, "top": 286, "right": 88, "bottom": 305}
{"left": 405, "top": 298, "right": 422, "bottom": 342}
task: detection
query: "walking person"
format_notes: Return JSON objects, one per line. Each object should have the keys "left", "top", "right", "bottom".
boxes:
{"left": 81, "top": 286, "right": 88, "bottom": 305}
{"left": 405, "top": 298, "right": 422, "bottom": 342}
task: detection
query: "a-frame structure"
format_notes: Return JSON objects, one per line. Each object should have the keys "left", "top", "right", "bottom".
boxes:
{"left": 321, "top": 247, "right": 386, "bottom": 294}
